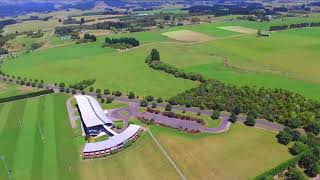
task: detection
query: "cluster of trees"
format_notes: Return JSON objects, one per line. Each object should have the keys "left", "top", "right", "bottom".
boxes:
{"left": 26, "top": 30, "right": 44, "bottom": 38}
{"left": 76, "top": 33, "right": 97, "bottom": 44}
{"left": 169, "top": 80, "right": 320, "bottom": 130}
{"left": 269, "top": 22, "right": 320, "bottom": 31}
{"left": 105, "top": 37, "right": 140, "bottom": 48}
{"left": 185, "top": 3, "right": 270, "bottom": 17}
{"left": 145, "top": 49, "right": 206, "bottom": 83}
{"left": 276, "top": 126, "right": 320, "bottom": 177}
{"left": 30, "top": 43, "right": 42, "bottom": 50}
{"left": 69, "top": 79, "right": 95, "bottom": 90}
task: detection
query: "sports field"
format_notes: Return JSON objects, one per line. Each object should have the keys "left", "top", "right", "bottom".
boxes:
{"left": 150, "top": 124, "right": 292, "bottom": 180}
{"left": 0, "top": 94, "right": 181, "bottom": 180}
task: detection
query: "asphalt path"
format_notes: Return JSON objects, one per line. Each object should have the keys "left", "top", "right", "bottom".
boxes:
{"left": 0, "top": 76, "right": 283, "bottom": 133}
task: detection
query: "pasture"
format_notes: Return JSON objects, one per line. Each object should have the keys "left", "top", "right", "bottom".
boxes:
{"left": 0, "top": 82, "right": 36, "bottom": 99}
{"left": 2, "top": 41, "right": 197, "bottom": 98}
{"left": 2, "top": 17, "right": 320, "bottom": 101}
{"left": 150, "top": 124, "right": 292, "bottom": 180}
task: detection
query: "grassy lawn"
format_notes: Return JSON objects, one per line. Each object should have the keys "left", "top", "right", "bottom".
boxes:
{"left": 79, "top": 132, "right": 180, "bottom": 180}
{"left": 150, "top": 124, "right": 292, "bottom": 180}
{"left": 0, "top": 94, "right": 80, "bottom": 180}
{"left": 101, "top": 101, "right": 128, "bottom": 109}
{"left": 2, "top": 41, "right": 197, "bottom": 98}
{"left": 0, "top": 82, "right": 37, "bottom": 99}
{"left": 114, "top": 120, "right": 124, "bottom": 129}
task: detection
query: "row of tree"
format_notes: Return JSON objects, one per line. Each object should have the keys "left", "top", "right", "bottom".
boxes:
{"left": 145, "top": 49, "right": 206, "bottom": 83}
{"left": 104, "top": 37, "right": 140, "bottom": 47}
{"left": 269, "top": 22, "right": 320, "bottom": 31}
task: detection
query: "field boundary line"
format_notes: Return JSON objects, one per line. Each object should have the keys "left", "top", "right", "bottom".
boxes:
{"left": 148, "top": 129, "right": 187, "bottom": 180}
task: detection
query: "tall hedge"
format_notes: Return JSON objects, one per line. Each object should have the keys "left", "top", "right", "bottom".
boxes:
{"left": 0, "top": 89, "right": 54, "bottom": 103}
{"left": 253, "top": 150, "right": 309, "bottom": 180}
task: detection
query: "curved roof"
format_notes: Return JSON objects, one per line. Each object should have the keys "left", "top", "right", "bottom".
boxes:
{"left": 75, "top": 95, "right": 113, "bottom": 127}
{"left": 83, "top": 124, "right": 141, "bottom": 153}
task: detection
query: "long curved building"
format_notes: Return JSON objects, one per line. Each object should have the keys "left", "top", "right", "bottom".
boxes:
{"left": 83, "top": 124, "right": 142, "bottom": 158}
{"left": 75, "top": 95, "right": 116, "bottom": 136}
{"left": 74, "top": 95, "right": 142, "bottom": 159}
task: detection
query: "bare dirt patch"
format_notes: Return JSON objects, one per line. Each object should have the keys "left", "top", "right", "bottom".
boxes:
{"left": 17, "top": 86, "right": 34, "bottom": 93}
{"left": 218, "top": 26, "right": 257, "bottom": 34}
{"left": 162, "top": 30, "right": 215, "bottom": 43}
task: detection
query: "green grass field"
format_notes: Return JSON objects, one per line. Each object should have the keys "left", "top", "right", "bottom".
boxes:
{"left": 150, "top": 124, "right": 292, "bottom": 180}
{"left": 2, "top": 17, "right": 320, "bottom": 101}
{"left": 0, "top": 82, "right": 36, "bottom": 99}
{"left": 0, "top": 94, "right": 181, "bottom": 180}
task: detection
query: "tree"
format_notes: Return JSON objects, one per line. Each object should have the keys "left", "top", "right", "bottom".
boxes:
{"left": 157, "top": 97, "right": 163, "bottom": 103}
{"left": 80, "top": 18, "right": 85, "bottom": 25}
{"left": 101, "top": 98, "right": 105, "bottom": 103}
{"left": 290, "top": 142, "right": 308, "bottom": 155}
{"left": 114, "top": 91, "right": 122, "bottom": 96}
{"left": 104, "top": 89, "right": 110, "bottom": 95}
{"left": 128, "top": 91, "right": 135, "bottom": 99}
{"left": 285, "top": 167, "right": 306, "bottom": 180}
{"left": 71, "top": 89, "right": 76, "bottom": 94}
{"left": 150, "top": 48, "right": 160, "bottom": 61}
{"left": 95, "top": 88, "right": 101, "bottom": 93}
{"left": 299, "top": 153, "right": 319, "bottom": 169}
{"left": 165, "top": 104, "right": 172, "bottom": 111}
{"left": 277, "top": 130, "right": 293, "bottom": 145}
{"left": 305, "top": 121, "right": 320, "bottom": 135}
{"left": 89, "top": 87, "right": 94, "bottom": 92}
{"left": 140, "top": 100, "right": 148, "bottom": 107}
{"left": 211, "top": 110, "right": 220, "bottom": 119}
{"left": 305, "top": 163, "right": 320, "bottom": 177}
{"left": 244, "top": 115, "right": 256, "bottom": 126}
{"left": 106, "top": 97, "right": 113, "bottom": 103}
{"left": 229, "top": 113, "right": 237, "bottom": 123}
{"left": 146, "top": 95, "right": 154, "bottom": 102}
{"left": 152, "top": 102, "right": 157, "bottom": 108}
{"left": 232, "top": 106, "right": 241, "bottom": 115}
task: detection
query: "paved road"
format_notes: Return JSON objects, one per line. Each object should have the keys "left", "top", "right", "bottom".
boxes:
{"left": 66, "top": 97, "right": 77, "bottom": 128}
{"left": 0, "top": 75, "right": 283, "bottom": 133}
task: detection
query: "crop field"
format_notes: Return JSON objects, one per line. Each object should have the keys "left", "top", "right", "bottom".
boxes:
{"left": 0, "top": 94, "right": 180, "bottom": 180}
{"left": 218, "top": 26, "right": 257, "bottom": 34}
{"left": 162, "top": 30, "right": 214, "bottom": 42}
{"left": 3, "top": 20, "right": 61, "bottom": 35}
{"left": 150, "top": 124, "right": 292, "bottom": 180}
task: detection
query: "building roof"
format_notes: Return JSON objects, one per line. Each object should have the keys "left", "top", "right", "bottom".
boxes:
{"left": 83, "top": 124, "right": 141, "bottom": 153}
{"left": 75, "top": 95, "right": 113, "bottom": 128}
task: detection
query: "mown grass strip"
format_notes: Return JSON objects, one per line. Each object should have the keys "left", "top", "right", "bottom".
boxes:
{"left": 42, "top": 95, "right": 58, "bottom": 180}
{"left": 0, "top": 103, "right": 11, "bottom": 134}
{"left": 54, "top": 94, "right": 80, "bottom": 180}
{"left": 30, "top": 96, "right": 46, "bottom": 180}
{"left": 0, "top": 100, "right": 27, "bottom": 179}
{"left": 12, "top": 98, "right": 39, "bottom": 180}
